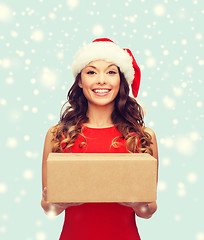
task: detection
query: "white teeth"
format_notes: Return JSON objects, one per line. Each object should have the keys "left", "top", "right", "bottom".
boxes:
{"left": 93, "top": 89, "right": 110, "bottom": 93}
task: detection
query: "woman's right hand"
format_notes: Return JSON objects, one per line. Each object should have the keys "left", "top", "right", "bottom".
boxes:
{"left": 43, "top": 187, "right": 84, "bottom": 212}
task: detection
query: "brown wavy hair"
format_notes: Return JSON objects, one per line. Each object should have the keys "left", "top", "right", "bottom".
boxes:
{"left": 51, "top": 69, "right": 153, "bottom": 155}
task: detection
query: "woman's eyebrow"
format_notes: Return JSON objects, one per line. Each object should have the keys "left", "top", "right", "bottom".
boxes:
{"left": 86, "top": 65, "right": 97, "bottom": 69}
{"left": 85, "top": 64, "right": 117, "bottom": 69}
{"left": 107, "top": 64, "right": 117, "bottom": 68}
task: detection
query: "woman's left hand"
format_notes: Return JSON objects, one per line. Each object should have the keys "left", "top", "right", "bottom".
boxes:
{"left": 118, "top": 201, "right": 157, "bottom": 219}
{"left": 118, "top": 201, "right": 150, "bottom": 209}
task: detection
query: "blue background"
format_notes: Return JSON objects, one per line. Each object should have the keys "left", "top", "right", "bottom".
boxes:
{"left": 0, "top": 0, "right": 204, "bottom": 239}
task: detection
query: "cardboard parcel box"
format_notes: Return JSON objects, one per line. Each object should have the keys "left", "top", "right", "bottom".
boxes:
{"left": 47, "top": 153, "right": 157, "bottom": 203}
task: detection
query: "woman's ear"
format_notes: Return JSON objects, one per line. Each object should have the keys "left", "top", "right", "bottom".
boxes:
{"left": 78, "top": 78, "right": 82, "bottom": 88}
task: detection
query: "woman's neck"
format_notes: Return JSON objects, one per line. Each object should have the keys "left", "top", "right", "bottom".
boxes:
{"left": 85, "top": 103, "right": 114, "bottom": 128}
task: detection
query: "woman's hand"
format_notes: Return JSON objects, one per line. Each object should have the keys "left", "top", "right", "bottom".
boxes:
{"left": 118, "top": 201, "right": 150, "bottom": 210}
{"left": 118, "top": 201, "right": 157, "bottom": 219}
{"left": 42, "top": 187, "right": 84, "bottom": 214}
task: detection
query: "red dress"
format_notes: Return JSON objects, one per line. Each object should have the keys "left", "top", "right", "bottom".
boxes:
{"left": 59, "top": 125, "right": 141, "bottom": 240}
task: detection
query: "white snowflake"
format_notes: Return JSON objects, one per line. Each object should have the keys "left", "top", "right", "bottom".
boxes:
{"left": 196, "top": 101, "right": 202, "bottom": 108}
{"left": 25, "top": 59, "right": 31, "bottom": 65}
{"left": 14, "top": 196, "right": 21, "bottom": 203}
{"left": 160, "top": 137, "right": 174, "bottom": 148}
{"left": 141, "top": 91, "right": 148, "bottom": 97}
{"left": 196, "top": 232, "right": 204, "bottom": 240}
{"left": 20, "top": 189, "right": 26, "bottom": 196}
{"left": 153, "top": 4, "right": 166, "bottom": 17}
{"left": 144, "top": 49, "right": 151, "bottom": 56}
{"left": 195, "top": 33, "right": 202, "bottom": 40}
{"left": 149, "top": 121, "right": 154, "bottom": 127}
{"left": 10, "top": 30, "right": 18, "bottom": 38}
{"left": 23, "top": 169, "right": 34, "bottom": 180}
{"left": 152, "top": 101, "right": 158, "bottom": 107}
{"left": 0, "top": 98, "right": 7, "bottom": 106}
{"left": 163, "top": 50, "right": 169, "bottom": 56}
{"left": 40, "top": 67, "right": 58, "bottom": 88}
{"left": 186, "top": 66, "right": 193, "bottom": 73}
{"left": 181, "top": 39, "right": 187, "bottom": 45}
{"left": 162, "top": 96, "right": 175, "bottom": 109}
{"left": 30, "top": 30, "right": 44, "bottom": 42}
{"left": 92, "top": 24, "right": 104, "bottom": 36}
{"left": 198, "top": 59, "right": 204, "bottom": 66}
{"left": 66, "top": 0, "right": 79, "bottom": 10}
{"left": 32, "top": 107, "right": 38, "bottom": 113}
{"left": 161, "top": 157, "right": 170, "bottom": 166}
{"left": 36, "top": 232, "right": 47, "bottom": 240}
{"left": 0, "top": 226, "right": 6, "bottom": 233}
{"left": 158, "top": 181, "right": 167, "bottom": 191}
{"left": 57, "top": 52, "right": 64, "bottom": 59}
{"left": 33, "top": 89, "right": 39, "bottom": 95}
{"left": 0, "top": 3, "right": 12, "bottom": 22}
{"left": 25, "top": 151, "right": 39, "bottom": 159}
{"left": 146, "top": 57, "right": 156, "bottom": 68}
{"left": 0, "top": 183, "right": 7, "bottom": 194}
{"left": 16, "top": 50, "right": 24, "bottom": 56}
{"left": 187, "top": 172, "right": 198, "bottom": 183}
{"left": 190, "top": 131, "right": 200, "bottom": 141}
{"left": 0, "top": 58, "right": 12, "bottom": 68}
{"left": 173, "top": 87, "right": 183, "bottom": 96}
{"left": 23, "top": 105, "right": 29, "bottom": 111}
{"left": 173, "top": 59, "right": 179, "bottom": 66}
{"left": 6, "top": 137, "right": 18, "bottom": 148}
{"left": 2, "top": 213, "right": 9, "bottom": 220}
{"left": 30, "top": 78, "right": 36, "bottom": 84}
{"left": 177, "top": 188, "right": 186, "bottom": 197}
{"left": 174, "top": 214, "right": 181, "bottom": 221}
{"left": 172, "top": 119, "right": 179, "bottom": 125}
{"left": 48, "top": 114, "right": 57, "bottom": 121}
{"left": 36, "top": 220, "right": 43, "bottom": 226}
{"left": 176, "top": 136, "right": 195, "bottom": 156}
{"left": 49, "top": 12, "right": 56, "bottom": 19}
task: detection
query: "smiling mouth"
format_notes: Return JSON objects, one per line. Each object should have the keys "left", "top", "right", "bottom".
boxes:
{"left": 92, "top": 89, "right": 111, "bottom": 93}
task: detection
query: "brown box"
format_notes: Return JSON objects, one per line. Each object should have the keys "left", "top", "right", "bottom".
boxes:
{"left": 47, "top": 153, "right": 157, "bottom": 203}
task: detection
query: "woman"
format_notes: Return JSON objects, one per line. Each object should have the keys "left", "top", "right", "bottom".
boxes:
{"left": 41, "top": 38, "right": 158, "bottom": 240}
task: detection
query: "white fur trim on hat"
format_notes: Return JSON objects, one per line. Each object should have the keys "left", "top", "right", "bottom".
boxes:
{"left": 71, "top": 41, "right": 135, "bottom": 85}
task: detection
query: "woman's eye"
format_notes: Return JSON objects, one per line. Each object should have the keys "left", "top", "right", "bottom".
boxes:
{"left": 108, "top": 71, "right": 117, "bottom": 74}
{"left": 87, "top": 71, "right": 95, "bottom": 74}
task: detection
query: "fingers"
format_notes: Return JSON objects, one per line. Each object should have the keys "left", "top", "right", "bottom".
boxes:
{"left": 51, "top": 202, "right": 83, "bottom": 210}
{"left": 42, "top": 187, "right": 47, "bottom": 201}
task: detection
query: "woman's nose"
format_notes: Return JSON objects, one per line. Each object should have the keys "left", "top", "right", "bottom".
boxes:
{"left": 97, "top": 73, "right": 106, "bottom": 84}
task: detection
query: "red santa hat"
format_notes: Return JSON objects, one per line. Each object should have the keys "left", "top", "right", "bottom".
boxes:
{"left": 71, "top": 38, "right": 141, "bottom": 98}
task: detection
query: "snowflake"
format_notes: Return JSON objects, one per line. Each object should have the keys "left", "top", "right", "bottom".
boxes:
{"left": 163, "top": 96, "right": 175, "bottom": 109}
{"left": 66, "top": 0, "right": 79, "bottom": 10}
{"left": 36, "top": 232, "right": 46, "bottom": 240}
{"left": 187, "top": 172, "right": 198, "bottom": 183}
{"left": 153, "top": 4, "right": 166, "bottom": 17}
{"left": 0, "top": 183, "right": 7, "bottom": 194}
{"left": 30, "top": 30, "right": 44, "bottom": 42}
{"left": 158, "top": 181, "right": 167, "bottom": 191}
{"left": 92, "top": 24, "right": 104, "bottom": 36}
{"left": 0, "top": 3, "right": 12, "bottom": 22}
{"left": 6, "top": 137, "right": 18, "bottom": 148}
{"left": 23, "top": 169, "right": 34, "bottom": 180}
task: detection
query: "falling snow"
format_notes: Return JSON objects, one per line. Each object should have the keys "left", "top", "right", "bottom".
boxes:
{"left": 0, "top": 183, "right": 7, "bottom": 194}
{"left": 92, "top": 24, "right": 104, "bottom": 36}
{"left": 1, "top": 0, "right": 203, "bottom": 240}
{"left": 0, "top": 3, "right": 12, "bottom": 22}
{"left": 23, "top": 169, "right": 34, "bottom": 180}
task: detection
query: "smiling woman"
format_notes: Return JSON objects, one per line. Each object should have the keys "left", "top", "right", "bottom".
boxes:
{"left": 78, "top": 60, "right": 120, "bottom": 111}
{"left": 41, "top": 38, "right": 158, "bottom": 240}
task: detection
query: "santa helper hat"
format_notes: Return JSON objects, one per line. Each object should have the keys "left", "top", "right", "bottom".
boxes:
{"left": 71, "top": 38, "right": 141, "bottom": 98}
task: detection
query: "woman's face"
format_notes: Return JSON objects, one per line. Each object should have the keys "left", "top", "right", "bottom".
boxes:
{"left": 78, "top": 60, "right": 120, "bottom": 108}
